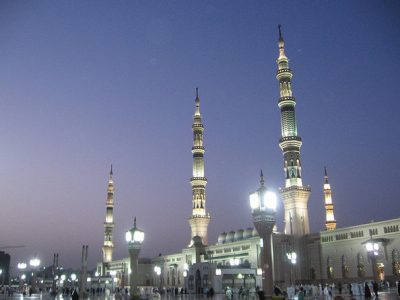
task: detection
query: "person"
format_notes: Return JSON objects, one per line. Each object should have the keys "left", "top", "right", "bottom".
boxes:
{"left": 72, "top": 289, "right": 79, "bottom": 300}
{"left": 256, "top": 286, "right": 264, "bottom": 300}
{"left": 297, "top": 287, "right": 305, "bottom": 300}
{"left": 372, "top": 281, "right": 378, "bottom": 297}
{"left": 226, "top": 286, "right": 233, "bottom": 300}
{"left": 338, "top": 282, "right": 342, "bottom": 294}
{"left": 347, "top": 283, "right": 352, "bottom": 296}
{"left": 274, "top": 286, "right": 282, "bottom": 296}
{"left": 364, "top": 282, "right": 372, "bottom": 298}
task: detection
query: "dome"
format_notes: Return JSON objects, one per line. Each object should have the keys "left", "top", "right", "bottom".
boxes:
{"left": 243, "top": 228, "right": 253, "bottom": 239}
{"left": 234, "top": 229, "right": 244, "bottom": 241}
{"left": 218, "top": 232, "right": 227, "bottom": 244}
{"left": 225, "top": 231, "right": 235, "bottom": 243}
{"left": 252, "top": 228, "right": 259, "bottom": 237}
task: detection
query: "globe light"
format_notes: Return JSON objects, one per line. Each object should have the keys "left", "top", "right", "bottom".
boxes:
{"left": 133, "top": 230, "right": 145, "bottom": 243}
{"left": 87, "top": 277, "right": 91, "bottom": 282}
{"left": 256, "top": 268, "right": 262, "bottom": 276}
{"left": 126, "top": 218, "right": 145, "bottom": 245}
{"left": 21, "top": 274, "right": 26, "bottom": 280}
{"left": 29, "top": 258, "right": 41, "bottom": 267}
{"left": 154, "top": 266, "right": 161, "bottom": 276}
{"left": 366, "top": 242, "right": 373, "bottom": 252}
{"left": 229, "top": 258, "right": 240, "bottom": 266}
{"left": 17, "top": 262, "right": 27, "bottom": 270}
{"left": 249, "top": 192, "right": 260, "bottom": 209}
{"left": 70, "top": 273, "right": 77, "bottom": 281}
{"left": 373, "top": 243, "right": 379, "bottom": 251}
{"left": 125, "top": 231, "right": 132, "bottom": 243}
{"left": 183, "top": 271, "right": 187, "bottom": 278}
{"left": 95, "top": 271, "right": 99, "bottom": 277}
{"left": 264, "top": 191, "right": 277, "bottom": 211}
{"left": 215, "top": 269, "right": 222, "bottom": 276}
{"left": 61, "top": 274, "right": 66, "bottom": 281}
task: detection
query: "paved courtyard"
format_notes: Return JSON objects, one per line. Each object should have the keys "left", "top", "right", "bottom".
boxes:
{"left": 0, "top": 289, "right": 399, "bottom": 300}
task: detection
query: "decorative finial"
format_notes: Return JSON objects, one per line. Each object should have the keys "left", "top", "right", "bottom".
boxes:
{"left": 110, "top": 164, "right": 113, "bottom": 176}
{"left": 278, "top": 24, "right": 283, "bottom": 41}
{"left": 260, "top": 169, "right": 265, "bottom": 186}
{"left": 134, "top": 216, "right": 137, "bottom": 228}
{"left": 324, "top": 166, "right": 329, "bottom": 184}
{"left": 196, "top": 87, "right": 199, "bottom": 98}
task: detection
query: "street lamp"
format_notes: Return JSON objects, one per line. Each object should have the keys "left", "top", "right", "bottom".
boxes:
{"left": 126, "top": 217, "right": 145, "bottom": 298}
{"left": 29, "top": 258, "right": 41, "bottom": 292}
{"left": 365, "top": 240, "right": 380, "bottom": 282}
{"left": 249, "top": 171, "right": 277, "bottom": 300}
{"left": 110, "top": 270, "right": 117, "bottom": 293}
{"left": 286, "top": 251, "right": 297, "bottom": 285}
{"left": 17, "top": 263, "right": 27, "bottom": 292}
{"left": 154, "top": 266, "right": 162, "bottom": 292}
{"left": 229, "top": 258, "right": 240, "bottom": 267}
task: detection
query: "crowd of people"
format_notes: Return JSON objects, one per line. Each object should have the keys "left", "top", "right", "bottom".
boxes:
{"left": 280, "top": 280, "right": 398, "bottom": 299}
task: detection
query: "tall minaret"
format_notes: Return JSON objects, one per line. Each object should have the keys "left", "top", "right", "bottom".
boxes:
{"left": 323, "top": 167, "right": 337, "bottom": 231}
{"left": 276, "top": 25, "right": 311, "bottom": 236}
{"left": 188, "top": 88, "right": 210, "bottom": 245}
{"left": 102, "top": 165, "right": 114, "bottom": 263}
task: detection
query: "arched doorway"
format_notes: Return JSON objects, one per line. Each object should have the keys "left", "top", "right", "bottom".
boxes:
{"left": 195, "top": 270, "right": 202, "bottom": 294}
{"left": 377, "top": 263, "right": 385, "bottom": 281}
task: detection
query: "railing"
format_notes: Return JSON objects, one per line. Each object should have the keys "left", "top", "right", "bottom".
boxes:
{"left": 279, "top": 136, "right": 302, "bottom": 143}
{"left": 279, "top": 96, "right": 295, "bottom": 102}
{"left": 277, "top": 68, "right": 292, "bottom": 74}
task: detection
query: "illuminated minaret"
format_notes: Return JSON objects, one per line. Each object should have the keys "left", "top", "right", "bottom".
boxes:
{"left": 323, "top": 167, "right": 337, "bottom": 231}
{"left": 102, "top": 165, "right": 114, "bottom": 263}
{"left": 188, "top": 88, "right": 210, "bottom": 245}
{"left": 276, "top": 25, "right": 311, "bottom": 236}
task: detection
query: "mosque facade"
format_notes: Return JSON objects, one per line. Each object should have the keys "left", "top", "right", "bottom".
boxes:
{"left": 96, "top": 27, "right": 400, "bottom": 292}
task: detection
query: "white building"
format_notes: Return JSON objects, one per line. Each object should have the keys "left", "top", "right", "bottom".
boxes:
{"left": 96, "top": 27, "right": 400, "bottom": 293}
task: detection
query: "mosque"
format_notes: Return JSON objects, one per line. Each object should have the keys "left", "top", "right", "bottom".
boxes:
{"left": 96, "top": 27, "right": 400, "bottom": 293}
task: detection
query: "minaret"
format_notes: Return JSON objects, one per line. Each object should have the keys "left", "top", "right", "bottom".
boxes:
{"left": 102, "top": 165, "right": 114, "bottom": 263}
{"left": 276, "top": 25, "right": 311, "bottom": 236}
{"left": 188, "top": 88, "right": 210, "bottom": 245}
{"left": 323, "top": 167, "right": 337, "bottom": 230}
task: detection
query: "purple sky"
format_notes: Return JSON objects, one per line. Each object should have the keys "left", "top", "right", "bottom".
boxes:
{"left": 0, "top": 1, "right": 399, "bottom": 271}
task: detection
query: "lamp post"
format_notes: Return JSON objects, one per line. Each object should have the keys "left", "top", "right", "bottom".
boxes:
{"left": 17, "top": 263, "right": 27, "bottom": 292}
{"left": 126, "top": 217, "right": 144, "bottom": 298}
{"left": 365, "top": 240, "right": 380, "bottom": 282}
{"left": 154, "top": 266, "right": 162, "bottom": 293}
{"left": 249, "top": 172, "right": 277, "bottom": 300}
{"left": 29, "top": 258, "right": 41, "bottom": 292}
{"left": 70, "top": 273, "right": 77, "bottom": 290}
{"left": 286, "top": 251, "right": 297, "bottom": 285}
{"left": 110, "top": 270, "right": 117, "bottom": 294}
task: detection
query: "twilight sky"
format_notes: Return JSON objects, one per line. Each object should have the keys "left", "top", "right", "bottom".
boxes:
{"left": 0, "top": 1, "right": 399, "bottom": 271}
